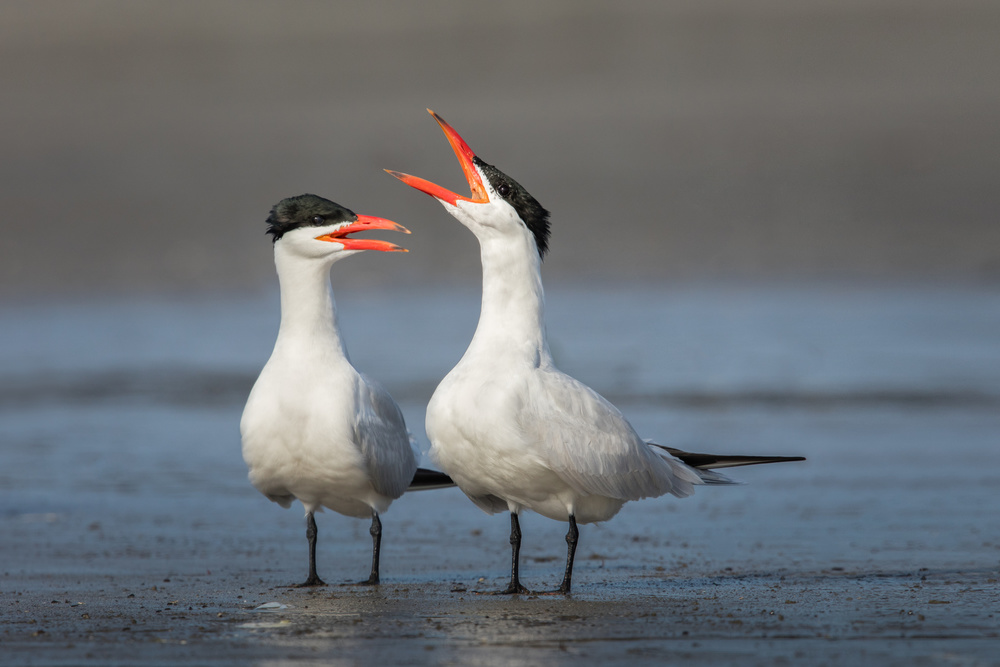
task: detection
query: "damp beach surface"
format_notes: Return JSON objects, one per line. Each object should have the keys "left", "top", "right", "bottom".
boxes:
{"left": 1, "top": 284, "right": 998, "bottom": 665}
{"left": 2, "top": 0, "right": 999, "bottom": 662}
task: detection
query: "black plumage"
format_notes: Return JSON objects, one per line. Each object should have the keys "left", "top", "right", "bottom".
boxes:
{"left": 266, "top": 194, "right": 357, "bottom": 243}
{"left": 474, "top": 157, "right": 551, "bottom": 258}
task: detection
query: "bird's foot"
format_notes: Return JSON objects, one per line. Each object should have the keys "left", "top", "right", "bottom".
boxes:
{"left": 288, "top": 575, "right": 326, "bottom": 588}
{"left": 476, "top": 583, "right": 532, "bottom": 596}
{"left": 535, "top": 582, "right": 572, "bottom": 596}
{"left": 341, "top": 576, "right": 380, "bottom": 587}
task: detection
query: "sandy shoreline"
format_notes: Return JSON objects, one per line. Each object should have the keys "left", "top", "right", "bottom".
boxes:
{"left": 2, "top": 286, "right": 999, "bottom": 664}
{"left": 4, "top": 504, "right": 998, "bottom": 665}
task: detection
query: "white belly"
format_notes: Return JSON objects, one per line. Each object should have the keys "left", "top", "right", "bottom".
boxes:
{"left": 240, "top": 362, "right": 395, "bottom": 518}
{"left": 426, "top": 371, "right": 627, "bottom": 524}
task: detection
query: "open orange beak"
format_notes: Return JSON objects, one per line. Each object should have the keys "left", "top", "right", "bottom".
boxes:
{"left": 314, "top": 215, "right": 410, "bottom": 252}
{"left": 386, "top": 109, "right": 489, "bottom": 206}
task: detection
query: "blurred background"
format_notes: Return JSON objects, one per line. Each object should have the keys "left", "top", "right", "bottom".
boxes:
{"left": 2, "top": 0, "right": 999, "bottom": 296}
{"left": 3, "top": 4, "right": 1000, "bottom": 660}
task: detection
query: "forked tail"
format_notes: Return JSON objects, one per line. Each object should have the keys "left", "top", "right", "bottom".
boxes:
{"left": 649, "top": 443, "right": 806, "bottom": 486}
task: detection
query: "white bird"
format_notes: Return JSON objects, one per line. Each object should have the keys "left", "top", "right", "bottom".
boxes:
{"left": 388, "top": 111, "right": 803, "bottom": 594}
{"left": 241, "top": 193, "right": 423, "bottom": 587}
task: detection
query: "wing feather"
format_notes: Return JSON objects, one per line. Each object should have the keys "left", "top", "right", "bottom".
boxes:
{"left": 523, "top": 368, "right": 699, "bottom": 500}
{"left": 353, "top": 374, "right": 418, "bottom": 499}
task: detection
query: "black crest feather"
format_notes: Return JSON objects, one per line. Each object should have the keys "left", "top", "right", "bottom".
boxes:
{"left": 474, "top": 157, "right": 551, "bottom": 258}
{"left": 266, "top": 194, "right": 357, "bottom": 243}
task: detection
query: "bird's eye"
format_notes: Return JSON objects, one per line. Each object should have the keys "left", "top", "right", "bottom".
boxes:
{"left": 313, "top": 215, "right": 324, "bottom": 224}
{"left": 498, "top": 183, "right": 511, "bottom": 197}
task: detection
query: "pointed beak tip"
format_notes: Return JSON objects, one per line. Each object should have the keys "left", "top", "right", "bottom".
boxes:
{"left": 388, "top": 110, "right": 487, "bottom": 205}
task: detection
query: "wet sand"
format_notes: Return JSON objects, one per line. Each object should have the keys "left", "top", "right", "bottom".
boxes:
{"left": 5, "top": 476, "right": 1000, "bottom": 666}
{"left": 2, "top": 286, "right": 999, "bottom": 664}
{"left": 2, "top": 2, "right": 999, "bottom": 664}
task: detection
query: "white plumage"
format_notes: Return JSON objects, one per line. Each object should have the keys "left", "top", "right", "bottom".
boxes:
{"left": 240, "top": 194, "right": 416, "bottom": 587}
{"left": 389, "top": 112, "right": 731, "bottom": 594}
{"left": 424, "top": 234, "right": 705, "bottom": 526}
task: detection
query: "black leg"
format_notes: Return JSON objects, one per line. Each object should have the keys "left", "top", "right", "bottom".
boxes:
{"left": 491, "top": 512, "right": 531, "bottom": 594}
{"left": 294, "top": 512, "right": 326, "bottom": 587}
{"left": 557, "top": 514, "right": 579, "bottom": 594}
{"left": 358, "top": 511, "right": 382, "bottom": 585}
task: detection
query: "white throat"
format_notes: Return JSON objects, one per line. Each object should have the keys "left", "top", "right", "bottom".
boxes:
{"left": 272, "top": 243, "right": 348, "bottom": 359}
{"left": 467, "top": 231, "right": 550, "bottom": 366}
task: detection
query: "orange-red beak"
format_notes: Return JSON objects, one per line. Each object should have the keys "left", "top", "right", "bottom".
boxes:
{"left": 386, "top": 109, "right": 489, "bottom": 205}
{"left": 314, "top": 214, "right": 410, "bottom": 252}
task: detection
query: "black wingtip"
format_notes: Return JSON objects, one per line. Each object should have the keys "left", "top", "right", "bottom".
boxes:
{"left": 407, "top": 467, "right": 456, "bottom": 491}
{"left": 654, "top": 444, "right": 806, "bottom": 470}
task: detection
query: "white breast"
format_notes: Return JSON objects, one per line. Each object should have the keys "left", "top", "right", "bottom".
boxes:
{"left": 242, "top": 347, "right": 414, "bottom": 518}
{"left": 427, "top": 346, "right": 700, "bottom": 524}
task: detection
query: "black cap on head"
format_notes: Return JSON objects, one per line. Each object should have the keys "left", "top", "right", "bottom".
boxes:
{"left": 266, "top": 194, "right": 357, "bottom": 243}
{"left": 474, "top": 157, "right": 551, "bottom": 258}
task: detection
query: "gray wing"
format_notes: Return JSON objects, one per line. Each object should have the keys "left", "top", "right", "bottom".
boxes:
{"left": 354, "top": 373, "right": 418, "bottom": 499}
{"left": 525, "top": 368, "right": 702, "bottom": 500}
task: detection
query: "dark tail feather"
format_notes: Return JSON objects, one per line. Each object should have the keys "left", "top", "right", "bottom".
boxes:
{"left": 652, "top": 444, "right": 805, "bottom": 470}
{"left": 407, "top": 467, "right": 456, "bottom": 491}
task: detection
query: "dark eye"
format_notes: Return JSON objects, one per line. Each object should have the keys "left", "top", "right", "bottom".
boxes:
{"left": 313, "top": 215, "right": 324, "bottom": 224}
{"left": 497, "top": 183, "right": 511, "bottom": 197}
